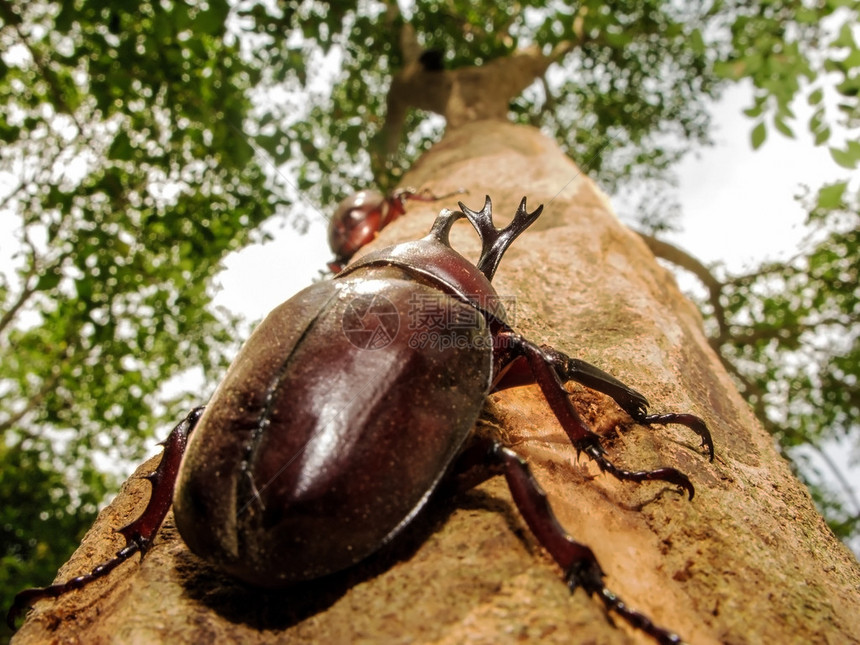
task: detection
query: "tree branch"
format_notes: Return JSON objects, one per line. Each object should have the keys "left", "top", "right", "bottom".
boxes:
{"left": 0, "top": 276, "right": 37, "bottom": 337}
{"left": 0, "top": 369, "right": 62, "bottom": 436}
{"left": 810, "top": 442, "right": 860, "bottom": 518}
{"left": 1, "top": 0, "right": 87, "bottom": 134}
{"left": 383, "top": 41, "right": 571, "bottom": 156}
{"left": 727, "top": 314, "right": 859, "bottom": 346}
{"left": 637, "top": 232, "right": 728, "bottom": 341}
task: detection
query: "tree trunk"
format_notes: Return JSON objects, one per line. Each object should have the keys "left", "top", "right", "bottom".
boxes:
{"left": 12, "top": 121, "right": 860, "bottom": 644}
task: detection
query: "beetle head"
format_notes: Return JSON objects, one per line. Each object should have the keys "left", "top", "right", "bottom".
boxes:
{"left": 336, "top": 195, "right": 542, "bottom": 323}
{"left": 430, "top": 196, "right": 543, "bottom": 281}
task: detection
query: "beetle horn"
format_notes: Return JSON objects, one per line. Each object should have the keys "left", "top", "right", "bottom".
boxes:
{"left": 458, "top": 195, "right": 543, "bottom": 281}
{"left": 427, "top": 207, "right": 467, "bottom": 242}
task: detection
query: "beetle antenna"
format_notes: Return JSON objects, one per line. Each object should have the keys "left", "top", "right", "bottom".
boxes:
{"left": 458, "top": 196, "right": 543, "bottom": 281}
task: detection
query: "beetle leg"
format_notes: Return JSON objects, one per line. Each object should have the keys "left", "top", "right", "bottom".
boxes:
{"left": 495, "top": 331, "right": 696, "bottom": 499}
{"left": 539, "top": 345, "right": 714, "bottom": 462}
{"left": 6, "top": 406, "right": 204, "bottom": 630}
{"left": 460, "top": 433, "right": 682, "bottom": 645}
{"left": 494, "top": 344, "right": 713, "bottom": 461}
{"left": 535, "top": 347, "right": 651, "bottom": 415}
{"left": 403, "top": 187, "right": 467, "bottom": 202}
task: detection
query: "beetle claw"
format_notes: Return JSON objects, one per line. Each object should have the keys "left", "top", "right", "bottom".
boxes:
{"left": 635, "top": 412, "right": 714, "bottom": 462}
{"left": 582, "top": 443, "right": 696, "bottom": 500}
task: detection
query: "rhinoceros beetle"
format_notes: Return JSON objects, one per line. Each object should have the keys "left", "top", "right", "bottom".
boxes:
{"left": 327, "top": 186, "right": 463, "bottom": 273}
{"left": 9, "top": 196, "right": 713, "bottom": 644}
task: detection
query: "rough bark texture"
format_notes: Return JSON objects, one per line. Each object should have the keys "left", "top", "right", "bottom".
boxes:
{"left": 12, "top": 122, "right": 860, "bottom": 644}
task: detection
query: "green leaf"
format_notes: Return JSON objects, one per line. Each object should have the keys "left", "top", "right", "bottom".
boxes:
{"left": 689, "top": 28, "right": 705, "bottom": 55}
{"left": 831, "top": 22, "right": 856, "bottom": 49}
{"left": 743, "top": 103, "right": 763, "bottom": 118}
{"left": 108, "top": 131, "right": 133, "bottom": 161}
{"left": 197, "top": 0, "right": 230, "bottom": 35}
{"left": 751, "top": 121, "right": 767, "bottom": 149}
{"left": 773, "top": 116, "right": 794, "bottom": 138}
{"left": 829, "top": 143, "right": 860, "bottom": 169}
{"left": 0, "top": 120, "right": 20, "bottom": 143}
{"left": 807, "top": 88, "right": 823, "bottom": 106}
{"left": 75, "top": 277, "right": 94, "bottom": 302}
{"left": 36, "top": 270, "right": 62, "bottom": 291}
{"left": 714, "top": 59, "right": 747, "bottom": 80}
{"left": 816, "top": 182, "right": 847, "bottom": 210}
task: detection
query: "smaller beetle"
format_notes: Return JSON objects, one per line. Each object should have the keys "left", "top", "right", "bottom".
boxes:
{"left": 327, "top": 186, "right": 464, "bottom": 273}
{"left": 9, "top": 196, "right": 713, "bottom": 644}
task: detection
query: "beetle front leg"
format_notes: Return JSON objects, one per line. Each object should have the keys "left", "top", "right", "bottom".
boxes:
{"left": 496, "top": 331, "right": 696, "bottom": 499}
{"left": 494, "top": 343, "right": 713, "bottom": 462}
{"left": 6, "top": 406, "right": 204, "bottom": 630}
{"left": 460, "top": 434, "right": 682, "bottom": 645}
{"left": 398, "top": 186, "right": 467, "bottom": 204}
{"left": 539, "top": 346, "right": 714, "bottom": 461}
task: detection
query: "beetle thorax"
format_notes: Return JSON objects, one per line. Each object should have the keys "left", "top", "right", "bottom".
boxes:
{"left": 338, "top": 235, "right": 507, "bottom": 323}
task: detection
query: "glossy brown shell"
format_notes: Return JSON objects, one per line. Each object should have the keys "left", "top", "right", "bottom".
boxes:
{"left": 327, "top": 190, "right": 387, "bottom": 263}
{"left": 172, "top": 269, "right": 493, "bottom": 586}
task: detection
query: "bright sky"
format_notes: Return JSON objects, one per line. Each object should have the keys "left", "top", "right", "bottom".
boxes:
{"left": 671, "top": 85, "right": 839, "bottom": 271}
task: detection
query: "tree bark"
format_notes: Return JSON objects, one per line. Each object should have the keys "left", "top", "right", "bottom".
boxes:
{"left": 12, "top": 122, "right": 860, "bottom": 644}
